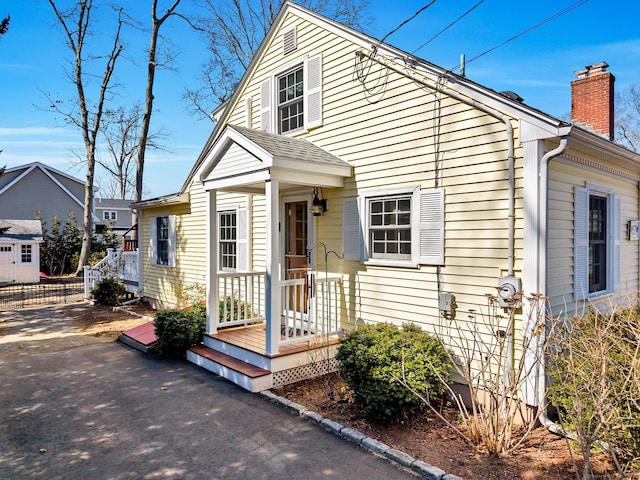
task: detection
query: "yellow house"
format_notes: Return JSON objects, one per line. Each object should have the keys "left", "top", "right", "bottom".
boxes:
{"left": 133, "top": 2, "right": 640, "bottom": 398}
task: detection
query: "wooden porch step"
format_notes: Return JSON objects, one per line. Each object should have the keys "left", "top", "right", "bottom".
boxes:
{"left": 189, "top": 345, "right": 271, "bottom": 379}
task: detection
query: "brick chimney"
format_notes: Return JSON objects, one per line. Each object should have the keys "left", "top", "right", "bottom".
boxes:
{"left": 571, "top": 62, "right": 615, "bottom": 141}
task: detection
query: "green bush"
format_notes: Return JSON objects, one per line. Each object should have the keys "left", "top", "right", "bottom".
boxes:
{"left": 90, "top": 277, "right": 126, "bottom": 305}
{"left": 154, "top": 304, "right": 206, "bottom": 359}
{"left": 336, "top": 322, "right": 452, "bottom": 424}
{"left": 219, "top": 295, "right": 250, "bottom": 322}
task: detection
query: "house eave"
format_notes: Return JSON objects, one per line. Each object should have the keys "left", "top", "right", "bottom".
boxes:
{"left": 130, "top": 192, "right": 190, "bottom": 210}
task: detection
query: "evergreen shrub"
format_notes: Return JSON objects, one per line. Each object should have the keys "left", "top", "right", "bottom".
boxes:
{"left": 90, "top": 277, "right": 126, "bottom": 305}
{"left": 154, "top": 304, "right": 206, "bottom": 359}
{"left": 336, "top": 322, "right": 452, "bottom": 424}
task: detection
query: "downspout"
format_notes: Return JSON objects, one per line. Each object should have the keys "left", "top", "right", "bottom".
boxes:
{"left": 536, "top": 135, "right": 570, "bottom": 432}
{"left": 355, "top": 51, "right": 516, "bottom": 275}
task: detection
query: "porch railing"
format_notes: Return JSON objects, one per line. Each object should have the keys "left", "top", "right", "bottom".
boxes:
{"left": 212, "top": 270, "right": 343, "bottom": 348}
{"left": 83, "top": 248, "right": 139, "bottom": 298}
{"left": 217, "top": 271, "right": 266, "bottom": 328}
{"left": 280, "top": 273, "right": 343, "bottom": 345}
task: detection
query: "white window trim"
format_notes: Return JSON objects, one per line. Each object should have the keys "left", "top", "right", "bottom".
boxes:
{"left": 19, "top": 244, "right": 33, "bottom": 264}
{"left": 217, "top": 207, "right": 250, "bottom": 273}
{"left": 361, "top": 186, "right": 420, "bottom": 268}
{"left": 218, "top": 209, "right": 238, "bottom": 272}
{"left": 149, "top": 214, "right": 176, "bottom": 268}
{"left": 574, "top": 183, "right": 620, "bottom": 300}
{"left": 103, "top": 211, "right": 117, "bottom": 221}
{"left": 344, "top": 187, "right": 445, "bottom": 268}
{"left": 260, "top": 53, "right": 323, "bottom": 134}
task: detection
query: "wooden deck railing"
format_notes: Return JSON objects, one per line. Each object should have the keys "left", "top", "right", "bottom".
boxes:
{"left": 212, "top": 270, "right": 343, "bottom": 349}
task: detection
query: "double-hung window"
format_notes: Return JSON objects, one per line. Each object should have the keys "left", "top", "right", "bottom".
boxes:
{"left": 342, "top": 188, "right": 445, "bottom": 267}
{"left": 157, "top": 216, "right": 169, "bottom": 266}
{"left": 368, "top": 195, "right": 412, "bottom": 260}
{"left": 574, "top": 184, "right": 620, "bottom": 299}
{"left": 589, "top": 195, "right": 607, "bottom": 293}
{"left": 260, "top": 54, "right": 323, "bottom": 134}
{"left": 150, "top": 215, "right": 175, "bottom": 267}
{"left": 219, "top": 211, "right": 237, "bottom": 271}
{"left": 277, "top": 66, "right": 304, "bottom": 134}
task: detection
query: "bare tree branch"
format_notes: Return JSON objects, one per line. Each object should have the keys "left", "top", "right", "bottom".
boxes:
{"left": 47, "top": 0, "right": 124, "bottom": 274}
{"left": 184, "top": 0, "right": 371, "bottom": 120}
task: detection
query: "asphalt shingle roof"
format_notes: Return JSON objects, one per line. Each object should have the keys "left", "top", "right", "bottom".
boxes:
{"left": 228, "top": 125, "right": 351, "bottom": 169}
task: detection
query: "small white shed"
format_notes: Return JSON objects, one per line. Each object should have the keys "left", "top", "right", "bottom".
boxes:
{"left": 0, "top": 220, "right": 43, "bottom": 284}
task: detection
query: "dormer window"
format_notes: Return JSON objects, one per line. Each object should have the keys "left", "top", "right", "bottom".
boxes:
{"left": 277, "top": 65, "right": 304, "bottom": 133}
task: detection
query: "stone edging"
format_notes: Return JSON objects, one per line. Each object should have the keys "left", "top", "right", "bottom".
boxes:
{"left": 112, "top": 305, "right": 155, "bottom": 322}
{"left": 259, "top": 390, "right": 464, "bottom": 480}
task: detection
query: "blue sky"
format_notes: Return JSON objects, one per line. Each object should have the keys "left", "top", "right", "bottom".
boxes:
{"left": 1, "top": 0, "right": 639, "bottom": 199}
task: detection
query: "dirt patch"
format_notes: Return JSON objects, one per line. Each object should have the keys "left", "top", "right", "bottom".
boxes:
{"left": 0, "top": 302, "right": 155, "bottom": 356}
{"left": 275, "top": 374, "right": 618, "bottom": 480}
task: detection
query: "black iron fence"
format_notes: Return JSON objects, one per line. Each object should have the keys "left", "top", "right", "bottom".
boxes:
{"left": 0, "top": 278, "right": 85, "bottom": 310}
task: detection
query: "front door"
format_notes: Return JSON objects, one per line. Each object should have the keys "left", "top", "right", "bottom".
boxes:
{"left": 284, "top": 200, "right": 308, "bottom": 280}
{"left": 284, "top": 199, "right": 310, "bottom": 313}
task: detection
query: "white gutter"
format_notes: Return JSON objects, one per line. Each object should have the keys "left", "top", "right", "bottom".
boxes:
{"left": 536, "top": 135, "right": 570, "bottom": 430}
{"left": 356, "top": 51, "right": 517, "bottom": 275}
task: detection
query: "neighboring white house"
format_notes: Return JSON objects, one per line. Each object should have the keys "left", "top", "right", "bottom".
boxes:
{"left": 0, "top": 220, "right": 43, "bottom": 284}
{"left": 132, "top": 1, "right": 640, "bottom": 396}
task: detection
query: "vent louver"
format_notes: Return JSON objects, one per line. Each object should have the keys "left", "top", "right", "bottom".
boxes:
{"left": 283, "top": 27, "right": 296, "bottom": 55}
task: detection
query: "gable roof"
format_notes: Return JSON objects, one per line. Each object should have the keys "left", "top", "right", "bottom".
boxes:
{"left": 0, "top": 162, "right": 84, "bottom": 207}
{"left": 177, "top": 0, "right": 639, "bottom": 196}
{"left": 0, "top": 162, "right": 101, "bottom": 222}
{"left": 207, "top": 124, "right": 351, "bottom": 172}
{"left": 0, "top": 219, "right": 43, "bottom": 242}
{"left": 196, "top": 124, "right": 352, "bottom": 192}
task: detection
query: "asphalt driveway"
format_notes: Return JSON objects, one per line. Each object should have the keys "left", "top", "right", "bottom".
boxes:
{"left": 0, "top": 305, "right": 415, "bottom": 480}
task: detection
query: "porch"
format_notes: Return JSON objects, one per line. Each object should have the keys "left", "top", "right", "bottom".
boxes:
{"left": 186, "top": 125, "right": 352, "bottom": 391}
{"left": 187, "top": 270, "right": 344, "bottom": 392}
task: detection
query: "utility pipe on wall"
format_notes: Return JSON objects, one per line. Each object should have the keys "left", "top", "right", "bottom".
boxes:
{"left": 536, "top": 135, "right": 570, "bottom": 428}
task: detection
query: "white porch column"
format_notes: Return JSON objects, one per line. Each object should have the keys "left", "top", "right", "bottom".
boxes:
{"left": 206, "top": 189, "right": 219, "bottom": 334}
{"left": 265, "top": 179, "right": 281, "bottom": 355}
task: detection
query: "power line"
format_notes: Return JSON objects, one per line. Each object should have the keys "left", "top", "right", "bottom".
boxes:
{"left": 450, "top": 0, "right": 589, "bottom": 72}
{"left": 412, "top": 0, "right": 486, "bottom": 55}
{"left": 379, "top": 1, "right": 438, "bottom": 45}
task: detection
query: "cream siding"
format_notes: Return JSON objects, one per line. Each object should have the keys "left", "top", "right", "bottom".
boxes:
{"left": 547, "top": 158, "right": 639, "bottom": 315}
{"left": 212, "top": 10, "right": 524, "bottom": 337}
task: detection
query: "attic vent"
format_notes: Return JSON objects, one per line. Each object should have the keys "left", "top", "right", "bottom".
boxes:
{"left": 283, "top": 27, "right": 297, "bottom": 55}
{"left": 500, "top": 90, "right": 524, "bottom": 103}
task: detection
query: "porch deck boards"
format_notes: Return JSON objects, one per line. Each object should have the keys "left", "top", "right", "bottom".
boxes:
{"left": 208, "top": 323, "right": 340, "bottom": 358}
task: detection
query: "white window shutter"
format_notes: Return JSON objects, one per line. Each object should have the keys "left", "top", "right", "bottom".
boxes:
{"left": 245, "top": 96, "right": 252, "bottom": 129}
{"left": 260, "top": 78, "right": 272, "bottom": 133}
{"left": 305, "top": 54, "right": 323, "bottom": 129}
{"left": 574, "top": 186, "right": 589, "bottom": 301}
{"left": 613, "top": 194, "right": 620, "bottom": 291}
{"left": 237, "top": 209, "right": 250, "bottom": 271}
{"left": 168, "top": 215, "right": 176, "bottom": 268}
{"left": 149, "top": 218, "right": 157, "bottom": 265}
{"left": 342, "top": 198, "right": 361, "bottom": 260}
{"left": 418, "top": 189, "right": 444, "bottom": 265}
